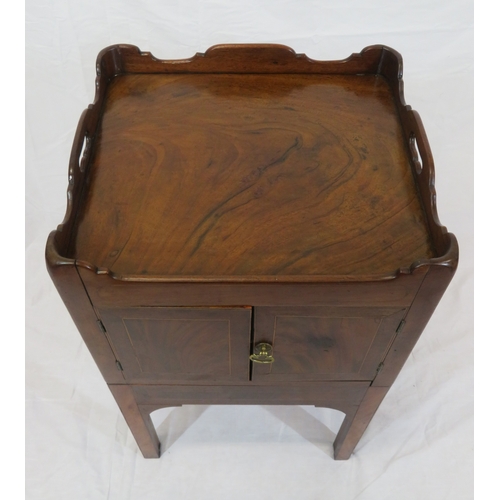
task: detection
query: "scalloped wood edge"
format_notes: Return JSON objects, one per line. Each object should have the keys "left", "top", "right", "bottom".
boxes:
{"left": 46, "top": 44, "right": 458, "bottom": 282}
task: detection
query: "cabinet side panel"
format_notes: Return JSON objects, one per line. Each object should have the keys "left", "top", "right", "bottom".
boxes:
{"left": 46, "top": 237, "right": 123, "bottom": 383}
{"left": 372, "top": 263, "right": 457, "bottom": 387}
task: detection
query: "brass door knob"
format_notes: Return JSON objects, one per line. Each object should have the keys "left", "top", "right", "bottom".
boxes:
{"left": 250, "top": 343, "right": 274, "bottom": 364}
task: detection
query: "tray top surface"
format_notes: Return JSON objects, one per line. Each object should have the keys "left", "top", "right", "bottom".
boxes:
{"left": 72, "top": 72, "right": 434, "bottom": 278}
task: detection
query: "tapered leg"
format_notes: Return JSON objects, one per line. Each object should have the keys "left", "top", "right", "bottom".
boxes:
{"left": 333, "top": 386, "right": 389, "bottom": 460}
{"left": 109, "top": 384, "right": 161, "bottom": 458}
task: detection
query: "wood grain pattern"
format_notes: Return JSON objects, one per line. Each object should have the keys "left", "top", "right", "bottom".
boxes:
{"left": 45, "top": 44, "right": 459, "bottom": 460}
{"left": 99, "top": 307, "right": 252, "bottom": 383}
{"left": 252, "top": 306, "right": 405, "bottom": 381}
{"left": 71, "top": 72, "right": 433, "bottom": 278}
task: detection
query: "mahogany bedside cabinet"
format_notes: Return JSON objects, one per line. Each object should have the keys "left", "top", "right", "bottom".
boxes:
{"left": 46, "top": 44, "right": 458, "bottom": 459}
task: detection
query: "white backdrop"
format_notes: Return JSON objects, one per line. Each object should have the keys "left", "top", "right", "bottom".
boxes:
{"left": 26, "top": 1, "right": 473, "bottom": 499}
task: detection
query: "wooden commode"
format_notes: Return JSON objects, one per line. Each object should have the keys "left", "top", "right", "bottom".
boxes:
{"left": 46, "top": 44, "right": 458, "bottom": 459}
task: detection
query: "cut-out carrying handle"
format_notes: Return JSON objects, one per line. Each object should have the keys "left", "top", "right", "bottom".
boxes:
{"left": 56, "top": 108, "right": 93, "bottom": 247}
{"left": 409, "top": 133, "right": 423, "bottom": 174}
{"left": 407, "top": 109, "right": 434, "bottom": 178}
{"left": 404, "top": 108, "right": 456, "bottom": 258}
{"left": 69, "top": 108, "right": 91, "bottom": 178}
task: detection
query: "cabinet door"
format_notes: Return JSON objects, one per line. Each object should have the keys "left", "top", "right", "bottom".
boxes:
{"left": 99, "top": 307, "right": 252, "bottom": 383}
{"left": 252, "top": 306, "right": 405, "bottom": 381}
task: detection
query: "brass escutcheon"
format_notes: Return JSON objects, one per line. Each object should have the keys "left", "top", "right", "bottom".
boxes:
{"left": 250, "top": 342, "right": 274, "bottom": 364}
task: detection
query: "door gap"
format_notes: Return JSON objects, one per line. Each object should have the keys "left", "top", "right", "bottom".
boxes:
{"left": 249, "top": 307, "right": 255, "bottom": 381}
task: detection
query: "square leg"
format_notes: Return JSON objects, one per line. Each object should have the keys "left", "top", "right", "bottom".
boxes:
{"left": 109, "top": 385, "right": 161, "bottom": 458}
{"left": 333, "top": 386, "right": 389, "bottom": 459}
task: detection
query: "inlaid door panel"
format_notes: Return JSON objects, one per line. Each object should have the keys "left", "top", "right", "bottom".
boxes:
{"left": 99, "top": 307, "right": 252, "bottom": 383}
{"left": 252, "top": 306, "right": 405, "bottom": 381}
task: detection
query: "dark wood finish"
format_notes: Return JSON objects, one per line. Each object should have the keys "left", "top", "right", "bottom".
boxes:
{"left": 99, "top": 307, "right": 251, "bottom": 383}
{"left": 131, "top": 382, "right": 370, "bottom": 408}
{"left": 115, "top": 43, "right": 385, "bottom": 75}
{"left": 46, "top": 44, "right": 458, "bottom": 460}
{"left": 71, "top": 72, "right": 433, "bottom": 279}
{"left": 333, "top": 386, "right": 390, "bottom": 460}
{"left": 252, "top": 307, "right": 405, "bottom": 381}
{"left": 80, "top": 266, "right": 426, "bottom": 306}
{"left": 45, "top": 233, "right": 124, "bottom": 384}
{"left": 115, "top": 381, "right": 370, "bottom": 458}
{"left": 372, "top": 252, "right": 458, "bottom": 387}
{"left": 108, "top": 385, "right": 160, "bottom": 458}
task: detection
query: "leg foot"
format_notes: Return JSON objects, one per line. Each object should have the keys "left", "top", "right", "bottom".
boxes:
{"left": 109, "top": 385, "right": 161, "bottom": 458}
{"left": 333, "top": 386, "right": 389, "bottom": 460}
